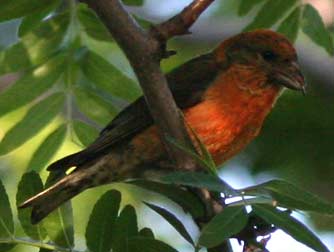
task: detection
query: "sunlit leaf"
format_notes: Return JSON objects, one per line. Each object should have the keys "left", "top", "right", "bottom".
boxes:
{"left": 80, "top": 50, "right": 141, "bottom": 101}
{"left": 16, "top": 171, "right": 47, "bottom": 240}
{"left": 0, "top": 93, "right": 65, "bottom": 156}
{"left": 238, "top": 0, "right": 265, "bottom": 16}
{"left": 86, "top": 190, "right": 121, "bottom": 252}
{"left": 27, "top": 124, "right": 67, "bottom": 172}
{"left": 43, "top": 172, "right": 74, "bottom": 247}
{"left": 0, "top": 13, "right": 69, "bottom": 74}
{"left": 73, "top": 120, "right": 99, "bottom": 146}
{"left": 74, "top": 86, "right": 118, "bottom": 125}
{"left": 0, "top": 53, "right": 66, "bottom": 116}
{"left": 242, "top": 180, "right": 334, "bottom": 214}
{"left": 253, "top": 205, "right": 330, "bottom": 252}
{"left": 0, "top": 179, "right": 14, "bottom": 239}
{"left": 129, "top": 180, "right": 204, "bottom": 218}
{"left": 199, "top": 206, "right": 248, "bottom": 248}
{"left": 0, "top": 0, "right": 59, "bottom": 22}
{"left": 277, "top": 7, "right": 301, "bottom": 43}
{"left": 244, "top": 0, "right": 298, "bottom": 31}
{"left": 77, "top": 3, "right": 113, "bottom": 41}
{"left": 301, "top": 4, "right": 334, "bottom": 55}
{"left": 145, "top": 203, "right": 194, "bottom": 245}
{"left": 111, "top": 205, "right": 138, "bottom": 252}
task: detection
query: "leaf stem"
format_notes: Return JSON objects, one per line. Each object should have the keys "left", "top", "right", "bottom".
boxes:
{"left": 68, "top": 0, "right": 80, "bottom": 42}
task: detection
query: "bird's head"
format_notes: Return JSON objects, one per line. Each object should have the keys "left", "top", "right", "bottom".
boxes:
{"left": 214, "top": 29, "right": 305, "bottom": 94}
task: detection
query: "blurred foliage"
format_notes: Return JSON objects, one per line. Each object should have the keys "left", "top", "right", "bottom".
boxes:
{"left": 0, "top": 0, "right": 333, "bottom": 252}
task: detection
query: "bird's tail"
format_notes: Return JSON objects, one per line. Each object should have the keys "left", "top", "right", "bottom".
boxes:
{"left": 19, "top": 169, "right": 93, "bottom": 224}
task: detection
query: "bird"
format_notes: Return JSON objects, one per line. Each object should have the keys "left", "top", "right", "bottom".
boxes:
{"left": 19, "top": 29, "right": 305, "bottom": 224}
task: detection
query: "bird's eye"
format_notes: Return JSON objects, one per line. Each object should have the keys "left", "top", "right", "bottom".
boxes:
{"left": 262, "top": 51, "right": 277, "bottom": 61}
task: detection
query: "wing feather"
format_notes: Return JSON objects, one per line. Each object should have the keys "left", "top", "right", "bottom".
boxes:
{"left": 47, "top": 53, "right": 219, "bottom": 171}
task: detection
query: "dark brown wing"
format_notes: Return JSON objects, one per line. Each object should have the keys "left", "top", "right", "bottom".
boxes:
{"left": 47, "top": 53, "right": 219, "bottom": 171}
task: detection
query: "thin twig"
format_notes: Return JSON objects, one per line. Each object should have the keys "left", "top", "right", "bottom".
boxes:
{"left": 153, "top": 0, "right": 215, "bottom": 40}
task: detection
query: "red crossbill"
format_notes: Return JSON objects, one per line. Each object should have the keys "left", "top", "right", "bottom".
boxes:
{"left": 20, "top": 29, "right": 305, "bottom": 224}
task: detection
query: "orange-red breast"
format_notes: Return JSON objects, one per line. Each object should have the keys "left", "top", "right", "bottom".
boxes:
{"left": 20, "top": 29, "right": 305, "bottom": 224}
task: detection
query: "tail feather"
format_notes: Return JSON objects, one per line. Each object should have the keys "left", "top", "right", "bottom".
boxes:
{"left": 19, "top": 172, "right": 90, "bottom": 224}
{"left": 20, "top": 150, "right": 121, "bottom": 224}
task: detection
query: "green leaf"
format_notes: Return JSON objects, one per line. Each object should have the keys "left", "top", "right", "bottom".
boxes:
{"left": 0, "top": 179, "right": 14, "bottom": 239}
{"left": 0, "top": 13, "right": 69, "bottom": 74}
{"left": 16, "top": 171, "right": 47, "bottom": 240}
{"left": 0, "top": 244, "right": 15, "bottom": 252}
{"left": 0, "top": 92, "right": 65, "bottom": 156}
{"left": 253, "top": 205, "right": 330, "bottom": 252}
{"left": 74, "top": 86, "right": 118, "bottom": 125}
{"left": 18, "top": 1, "right": 61, "bottom": 37}
{"left": 27, "top": 124, "right": 67, "bottom": 172}
{"left": 44, "top": 204, "right": 74, "bottom": 248}
{"left": 242, "top": 180, "right": 334, "bottom": 214}
{"left": 244, "top": 0, "right": 298, "bottom": 31}
{"left": 0, "top": 53, "right": 66, "bottom": 116}
{"left": 129, "top": 180, "right": 204, "bottom": 218}
{"left": 226, "top": 196, "right": 275, "bottom": 207}
{"left": 111, "top": 205, "right": 138, "bottom": 252}
{"left": 77, "top": 3, "right": 113, "bottom": 41}
{"left": 122, "top": 0, "right": 144, "bottom": 6}
{"left": 145, "top": 203, "right": 194, "bottom": 245}
{"left": 127, "top": 237, "right": 178, "bottom": 252}
{"left": 199, "top": 206, "right": 248, "bottom": 248}
{"left": 166, "top": 136, "right": 215, "bottom": 174}
{"left": 73, "top": 120, "right": 99, "bottom": 146}
{"left": 63, "top": 57, "right": 80, "bottom": 88}
{"left": 238, "top": 0, "right": 265, "bottom": 16}
{"left": 139, "top": 228, "right": 155, "bottom": 239}
{"left": 183, "top": 123, "right": 218, "bottom": 175}
{"left": 301, "top": 4, "right": 334, "bottom": 55}
{"left": 277, "top": 7, "right": 301, "bottom": 43}
{"left": 162, "top": 172, "right": 238, "bottom": 197}
{"left": 43, "top": 173, "right": 74, "bottom": 248}
{"left": 80, "top": 51, "right": 141, "bottom": 101}
{"left": 86, "top": 190, "right": 121, "bottom": 252}
{"left": 39, "top": 248, "right": 53, "bottom": 252}
{"left": 0, "top": 0, "right": 60, "bottom": 22}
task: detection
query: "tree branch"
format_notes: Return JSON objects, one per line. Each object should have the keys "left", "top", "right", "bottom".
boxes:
{"left": 79, "top": 0, "right": 214, "bottom": 169}
{"left": 78, "top": 0, "right": 234, "bottom": 250}
{"left": 153, "top": 0, "right": 215, "bottom": 40}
